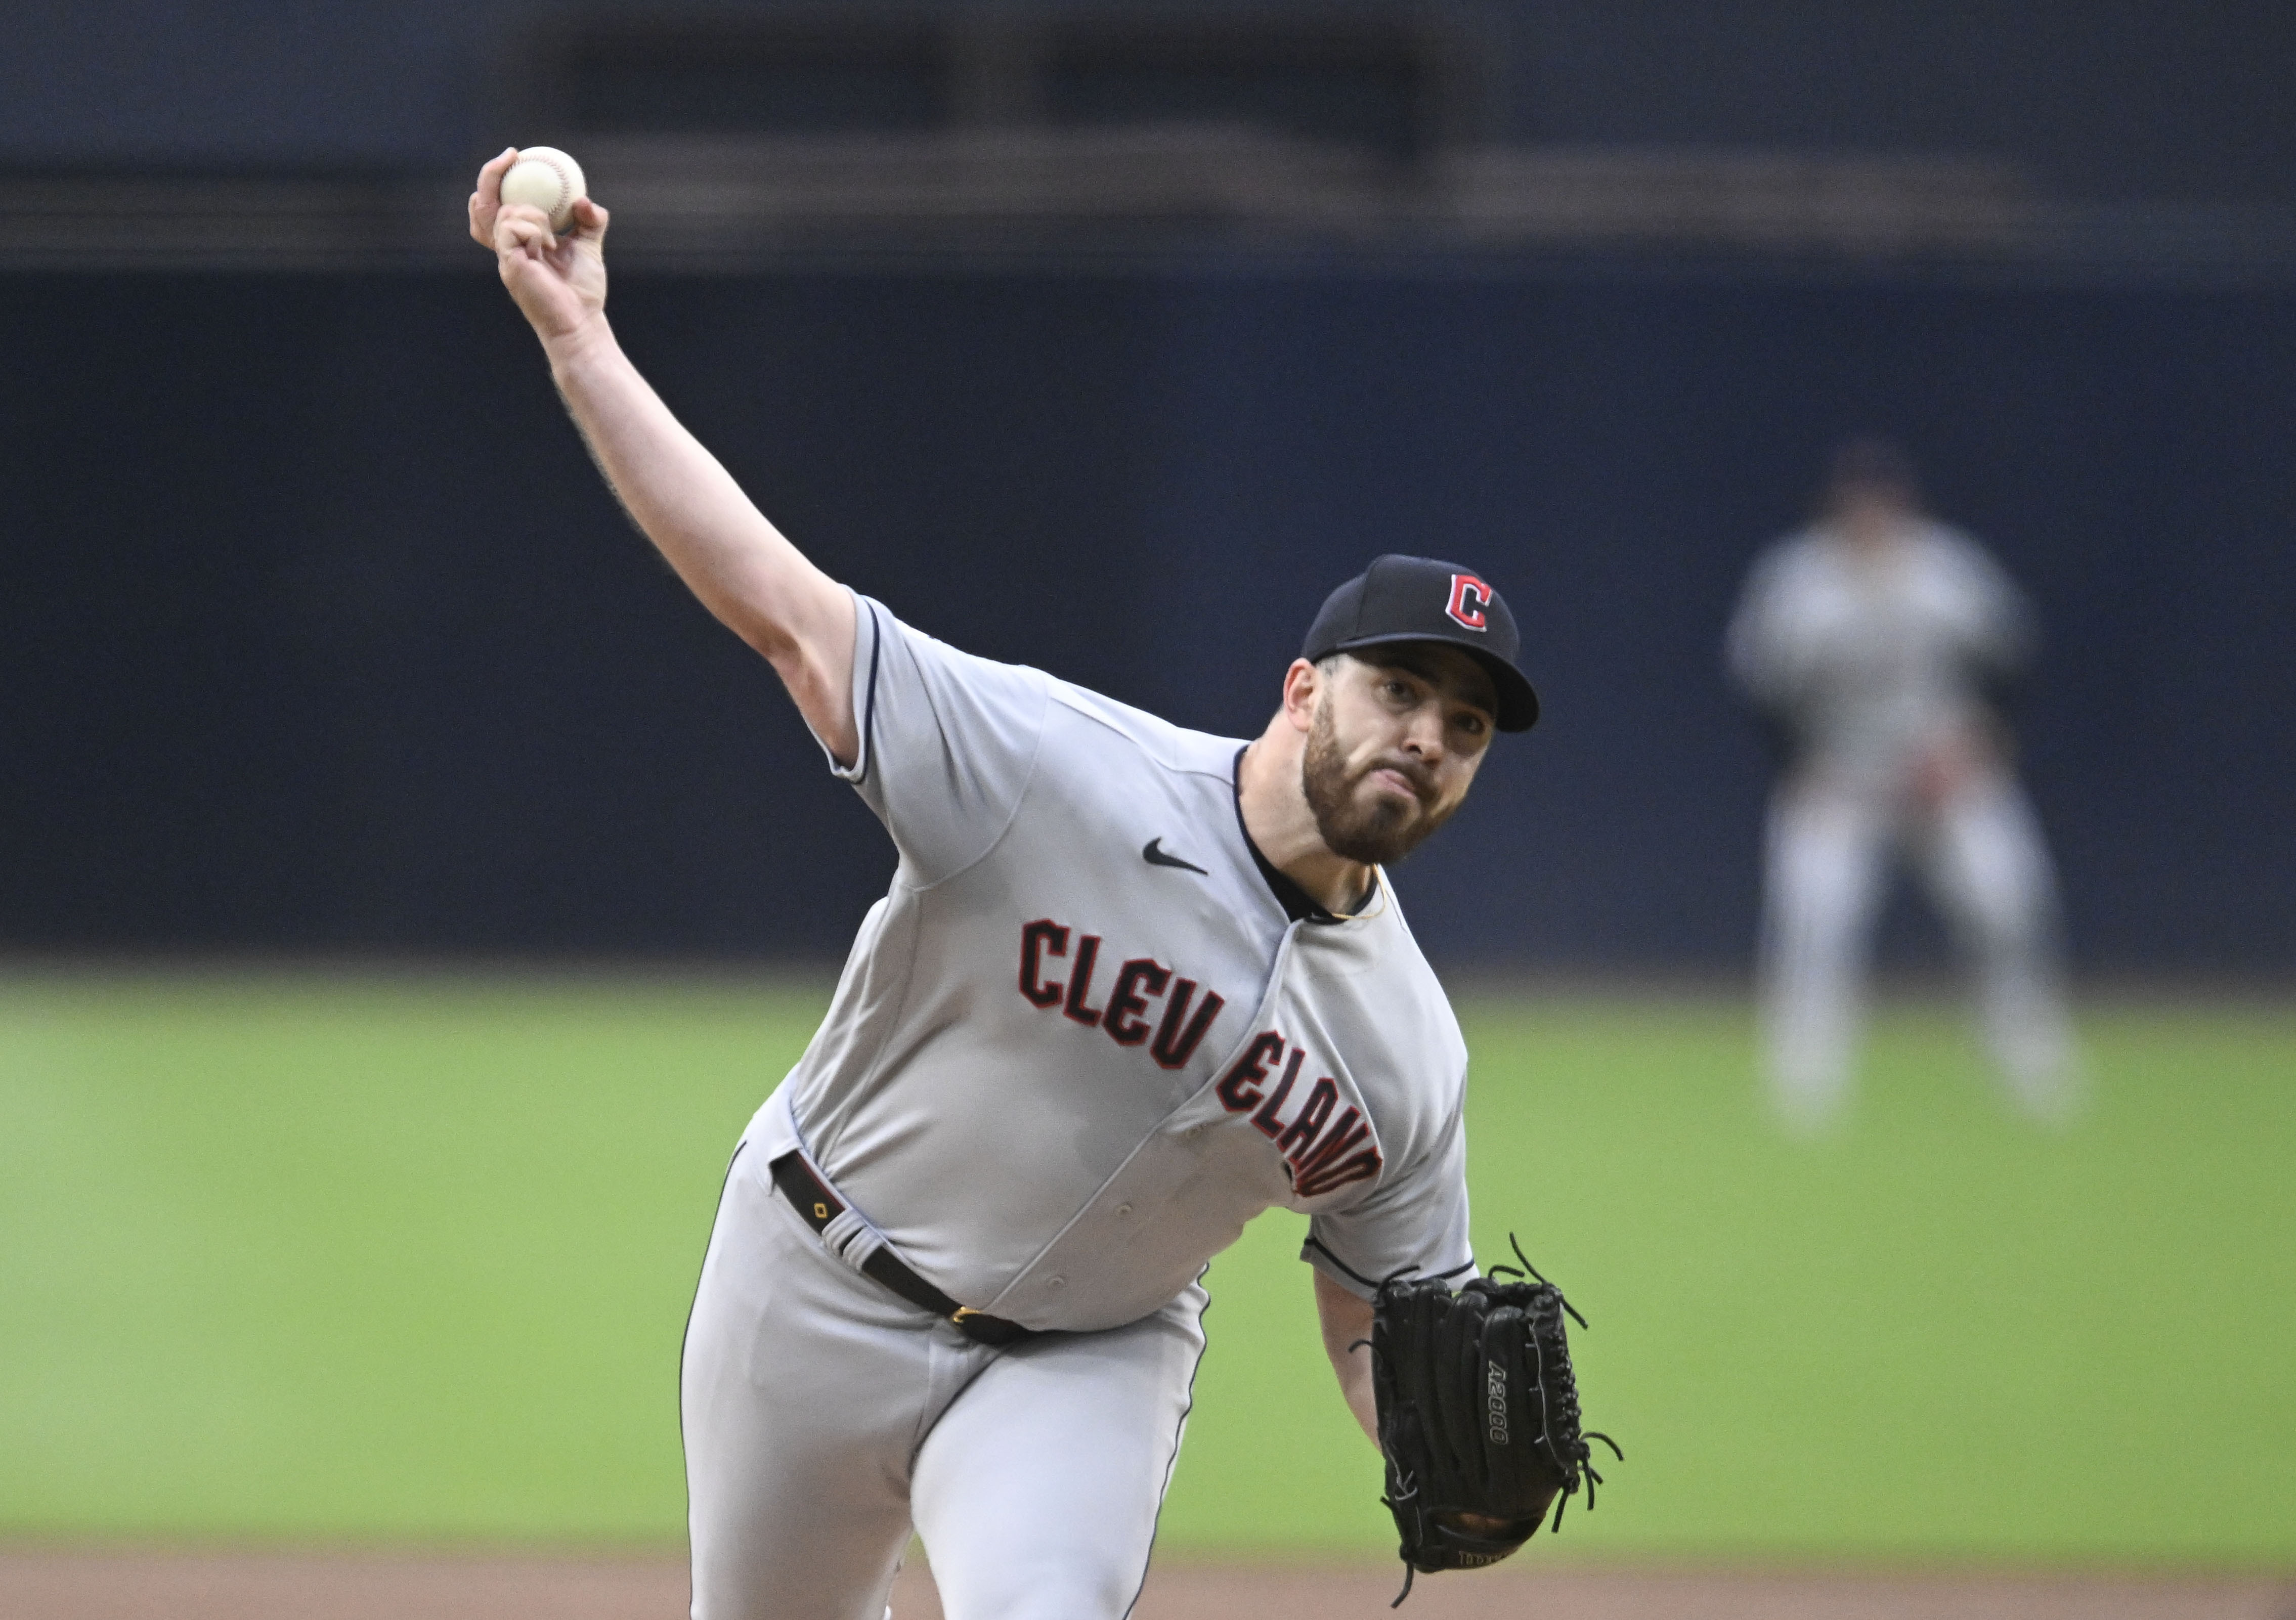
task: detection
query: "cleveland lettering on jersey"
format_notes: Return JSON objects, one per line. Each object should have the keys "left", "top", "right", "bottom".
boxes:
{"left": 1016, "top": 915, "right": 1227, "bottom": 1070}
{"left": 1212, "top": 1027, "right": 1384, "bottom": 1198}
{"left": 1063, "top": 934, "right": 1107, "bottom": 1026}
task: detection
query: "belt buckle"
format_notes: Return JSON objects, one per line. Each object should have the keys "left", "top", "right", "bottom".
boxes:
{"left": 950, "top": 1306, "right": 982, "bottom": 1325}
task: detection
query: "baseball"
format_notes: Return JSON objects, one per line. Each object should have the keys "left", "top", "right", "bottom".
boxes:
{"left": 500, "top": 146, "right": 586, "bottom": 232}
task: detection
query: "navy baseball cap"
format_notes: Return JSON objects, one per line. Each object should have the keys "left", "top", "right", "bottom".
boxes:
{"left": 1302, "top": 554, "right": 1539, "bottom": 731}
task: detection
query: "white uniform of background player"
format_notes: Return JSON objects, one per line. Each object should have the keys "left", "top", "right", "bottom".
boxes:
{"left": 468, "top": 155, "right": 1545, "bottom": 1620}
{"left": 1726, "top": 439, "right": 2080, "bottom": 1131}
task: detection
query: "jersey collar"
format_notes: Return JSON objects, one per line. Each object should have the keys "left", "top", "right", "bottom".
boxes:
{"left": 1229, "top": 746, "right": 1369, "bottom": 926}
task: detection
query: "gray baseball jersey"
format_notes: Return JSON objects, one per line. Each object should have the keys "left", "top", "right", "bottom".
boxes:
{"left": 741, "top": 593, "right": 1476, "bottom": 1333}
{"left": 1725, "top": 518, "right": 2032, "bottom": 790}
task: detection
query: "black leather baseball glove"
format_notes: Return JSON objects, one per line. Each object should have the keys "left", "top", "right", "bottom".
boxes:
{"left": 1368, "top": 1245, "right": 1620, "bottom": 1603}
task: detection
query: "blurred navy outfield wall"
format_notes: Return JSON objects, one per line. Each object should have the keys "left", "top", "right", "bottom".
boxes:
{"left": 3, "top": 269, "right": 2290, "bottom": 973}
{"left": 6, "top": 2, "right": 2294, "bottom": 209}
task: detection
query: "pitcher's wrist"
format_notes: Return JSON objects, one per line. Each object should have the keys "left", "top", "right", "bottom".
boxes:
{"left": 544, "top": 311, "right": 618, "bottom": 378}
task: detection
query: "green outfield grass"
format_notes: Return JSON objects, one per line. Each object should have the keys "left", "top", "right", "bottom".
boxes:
{"left": 2, "top": 972, "right": 2290, "bottom": 1563}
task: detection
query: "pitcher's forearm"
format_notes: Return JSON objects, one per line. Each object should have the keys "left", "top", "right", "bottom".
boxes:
{"left": 544, "top": 320, "right": 821, "bottom": 655}
{"left": 1315, "top": 1271, "right": 1382, "bottom": 1448}
{"left": 538, "top": 315, "right": 858, "bottom": 759}
{"left": 1334, "top": 1345, "right": 1379, "bottom": 1447}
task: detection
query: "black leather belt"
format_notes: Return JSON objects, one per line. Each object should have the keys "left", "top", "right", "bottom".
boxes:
{"left": 769, "top": 1151, "right": 1037, "bottom": 1348}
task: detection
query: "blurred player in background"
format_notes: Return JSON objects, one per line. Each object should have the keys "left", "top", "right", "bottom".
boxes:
{"left": 1726, "top": 438, "right": 2081, "bottom": 1132}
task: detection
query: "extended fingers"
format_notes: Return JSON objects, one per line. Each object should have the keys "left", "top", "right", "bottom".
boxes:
{"left": 478, "top": 147, "right": 517, "bottom": 207}
{"left": 467, "top": 147, "right": 517, "bottom": 247}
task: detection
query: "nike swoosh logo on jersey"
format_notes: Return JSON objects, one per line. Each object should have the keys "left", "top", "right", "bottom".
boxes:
{"left": 1142, "top": 838, "right": 1208, "bottom": 875}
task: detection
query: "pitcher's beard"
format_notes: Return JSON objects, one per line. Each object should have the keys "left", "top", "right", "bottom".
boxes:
{"left": 1301, "top": 703, "right": 1456, "bottom": 866}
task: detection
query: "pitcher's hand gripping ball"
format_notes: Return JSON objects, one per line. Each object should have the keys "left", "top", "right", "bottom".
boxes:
{"left": 1369, "top": 1246, "right": 1622, "bottom": 1602}
{"left": 499, "top": 146, "right": 586, "bottom": 231}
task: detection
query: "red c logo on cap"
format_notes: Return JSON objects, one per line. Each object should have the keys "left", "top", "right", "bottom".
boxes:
{"left": 1446, "top": 574, "right": 1492, "bottom": 631}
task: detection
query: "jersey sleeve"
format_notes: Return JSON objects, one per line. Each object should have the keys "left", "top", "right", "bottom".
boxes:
{"left": 824, "top": 593, "right": 1052, "bottom": 886}
{"left": 1299, "top": 1088, "right": 1475, "bottom": 1300}
{"left": 1934, "top": 527, "right": 2037, "bottom": 678}
{"left": 1725, "top": 538, "right": 1817, "bottom": 714}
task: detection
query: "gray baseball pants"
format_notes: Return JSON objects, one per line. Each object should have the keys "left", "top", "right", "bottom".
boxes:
{"left": 681, "top": 1143, "right": 1208, "bottom": 1620}
{"left": 1758, "top": 769, "right": 2080, "bottom": 1129}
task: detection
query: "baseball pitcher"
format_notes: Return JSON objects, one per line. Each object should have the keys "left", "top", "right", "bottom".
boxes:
{"left": 473, "top": 150, "right": 1609, "bottom": 1620}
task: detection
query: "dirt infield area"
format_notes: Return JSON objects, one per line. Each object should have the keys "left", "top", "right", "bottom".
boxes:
{"left": 2, "top": 1550, "right": 2289, "bottom": 1620}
